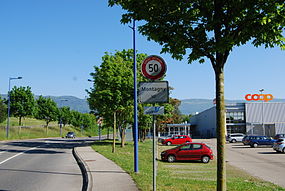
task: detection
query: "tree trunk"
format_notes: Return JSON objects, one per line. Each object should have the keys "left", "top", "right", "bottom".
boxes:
{"left": 112, "top": 111, "right": 116, "bottom": 153}
{"left": 215, "top": 68, "right": 226, "bottom": 191}
{"left": 107, "top": 127, "right": 110, "bottom": 139}
{"left": 121, "top": 127, "right": 125, "bottom": 147}
{"left": 19, "top": 116, "right": 22, "bottom": 126}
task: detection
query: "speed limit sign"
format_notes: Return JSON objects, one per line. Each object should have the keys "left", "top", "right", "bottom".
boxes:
{"left": 141, "top": 55, "right": 167, "bottom": 80}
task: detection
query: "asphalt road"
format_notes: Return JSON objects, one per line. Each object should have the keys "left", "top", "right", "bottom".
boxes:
{"left": 0, "top": 137, "right": 97, "bottom": 191}
{"left": 198, "top": 139, "right": 285, "bottom": 188}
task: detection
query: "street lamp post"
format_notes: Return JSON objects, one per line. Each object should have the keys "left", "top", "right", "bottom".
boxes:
{"left": 259, "top": 89, "right": 265, "bottom": 136}
{"left": 6, "top": 77, "right": 22, "bottom": 138}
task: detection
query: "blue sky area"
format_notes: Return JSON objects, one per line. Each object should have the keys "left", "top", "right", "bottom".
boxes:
{"left": 0, "top": 1, "right": 285, "bottom": 100}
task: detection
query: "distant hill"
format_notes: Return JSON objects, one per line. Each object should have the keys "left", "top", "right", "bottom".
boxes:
{"left": 43, "top": 96, "right": 90, "bottom": 113}
{"left": 1, "top": 94, "right": 90, "bottom": 113}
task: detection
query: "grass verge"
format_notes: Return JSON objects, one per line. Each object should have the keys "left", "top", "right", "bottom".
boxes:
{"left": 91, "top": 140, "right": 285, "bottom": 191}
{"left": 0, "top": 117, "right": 99, "bottom": 141}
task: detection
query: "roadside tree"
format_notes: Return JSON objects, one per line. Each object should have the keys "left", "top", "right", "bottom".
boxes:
{"left": 35, "top": 96, "right": 58, "bottom": 134}
{"left": 58, "top": 106, "right": 72, "bottom": 127}
{"left": 108, "top": 1, "right": 285, "bottom": 190}
{"left": 0, "top": 97, "right": 7, "bottom": 123}
{"left": 81, "top": 113, "right": 97, "bottom": 136}
{"left": 9, "top": 86, "right": 35, "bottom": 126}
{"left": 87, "top": 49, "right": 147, "bottom": 150}
{"left": 70, "top": 110, "right": 83, "bottom": 128}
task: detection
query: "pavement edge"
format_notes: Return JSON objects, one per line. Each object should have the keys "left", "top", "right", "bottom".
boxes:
{"left": 73, "top": 147, "right": 93, "bottom": 191}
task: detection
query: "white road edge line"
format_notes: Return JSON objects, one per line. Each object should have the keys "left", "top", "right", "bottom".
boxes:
{"left": 0, "top": 145, "right": 41, "bottom": 165}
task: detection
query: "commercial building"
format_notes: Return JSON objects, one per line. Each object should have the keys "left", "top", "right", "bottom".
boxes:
{"left": 190, "top": 102, "right": 285, "bottom": 138}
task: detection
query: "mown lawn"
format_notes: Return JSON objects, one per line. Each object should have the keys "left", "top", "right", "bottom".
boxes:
{"left": 91, "top": 140, "right": 285, "bottom": 191}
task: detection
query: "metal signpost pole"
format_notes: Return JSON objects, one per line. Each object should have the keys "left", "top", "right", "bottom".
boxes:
{"left": 152, "top": 113, "right": 157, "bottom": 191}
{"left": 99, "top": 123, "right": 102, "bottom": 141}
{"left": 60, "top": 119, "right": 62, "bottom": 137}
{"left": 132, "top": 19, "right": 139, "bottom": 173}
{"left": 140, "top": 55, "right": 167, "bottom": 191}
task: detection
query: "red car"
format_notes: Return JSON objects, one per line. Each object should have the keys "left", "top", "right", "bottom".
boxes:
{"left": 161, "top": 142, "right": 214, "bottom": 163}
{"left": 161, "top": 135, "right": 192, "bottom": 145}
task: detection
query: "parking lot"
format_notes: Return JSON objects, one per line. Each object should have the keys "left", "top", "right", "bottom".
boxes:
{"left": 196, "top": 139, "right": 285, "bottom": 188}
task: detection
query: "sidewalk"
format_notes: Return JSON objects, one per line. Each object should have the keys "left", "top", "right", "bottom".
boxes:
{"left": 74, "top": 146, "right": 139, "bottom": 191}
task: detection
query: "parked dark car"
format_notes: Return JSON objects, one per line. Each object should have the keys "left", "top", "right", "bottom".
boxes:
{"left": 66, "top": 132, "right": 76, "bottom": 138}
{"left": 274, "top": 134, "right": 285, "bottom": 140}
{"left": 242, "top": 135, "right": 260, "bottom": 145}
{"left": 161, "top": 142, "right": 214, "bottom": 163}
{"left": 247, "top": 136, "right": 276, "bottom": 148}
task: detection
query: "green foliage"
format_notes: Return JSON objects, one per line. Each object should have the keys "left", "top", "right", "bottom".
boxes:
{"left": 0, "top": 97, "right": 7, "bottom": 123}
{"left": 109, "top": 0, "right": 285, "bottom": 66}
{"left": 81, "top": 113, "right": 97, "bottom": 129}
{"left": 9, "top": 86, "right": 36, "bottom": 125}
{"left": 58, "top": 106, "right": 72, "bottom": 126}
{"left": 87, "top": 49, "right": 148, "bottom": 128}
{"left": 70, "top": 110, "right": 83, "bottom": 127}
{"left": 35, "top": 96, "right": 58, "bottom": 126}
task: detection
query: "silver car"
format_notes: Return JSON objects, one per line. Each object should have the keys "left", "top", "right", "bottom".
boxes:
{"left": 273, "top": 138, "right": 285, "bottom": 153}
{"left": 227, "top": 133, "right": 245, "bottom": 143}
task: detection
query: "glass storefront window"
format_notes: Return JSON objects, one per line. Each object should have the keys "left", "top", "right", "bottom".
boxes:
{"left": 226, "top": 111, "right": 245, "bottom": 123}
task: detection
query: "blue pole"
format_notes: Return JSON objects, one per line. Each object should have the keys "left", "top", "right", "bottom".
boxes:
{"left": 6, "top": 78, "right": 11, "bottom": 139}
{"left": 133, "top": 19, "right": 139, "bottom": 173}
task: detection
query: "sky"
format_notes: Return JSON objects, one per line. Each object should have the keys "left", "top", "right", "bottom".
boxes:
{"left": 0, "top": 1, "right": 285, "bottom": 101}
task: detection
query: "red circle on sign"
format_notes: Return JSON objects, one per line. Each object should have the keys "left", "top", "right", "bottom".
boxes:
{"left": 141, "top": 55, "right": 167, "bottom": 80}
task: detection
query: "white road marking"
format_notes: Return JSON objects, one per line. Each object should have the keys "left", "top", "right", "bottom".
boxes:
{"left": 0, "top": 145, "right": 41, "bottom": 165}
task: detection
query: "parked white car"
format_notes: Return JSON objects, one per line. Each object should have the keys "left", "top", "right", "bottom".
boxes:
{"left": 273, "top": 138, "right": 285, "bottom": 153}
{"left": 227, "top": 133, "right": 245, "bottom": 143}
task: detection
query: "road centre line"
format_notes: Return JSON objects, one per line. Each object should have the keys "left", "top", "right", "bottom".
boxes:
{"left": 0, "top": 145, "right": 41, "bottom": 165}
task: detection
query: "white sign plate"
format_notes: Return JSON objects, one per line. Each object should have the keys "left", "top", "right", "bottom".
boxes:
{"left": 138, "top": 81, "right": 169, "bottom": 103}
{"left": 144, "top": 106, "right": 164, "bottom": 115}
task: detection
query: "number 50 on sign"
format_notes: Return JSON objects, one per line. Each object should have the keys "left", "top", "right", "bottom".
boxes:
{"left": 141, "top": 55, "right": 167, "bottom": 80}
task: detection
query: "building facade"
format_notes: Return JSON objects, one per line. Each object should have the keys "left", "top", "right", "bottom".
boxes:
{"left": 190, "top": 102, "right": 285, "bottom": 138}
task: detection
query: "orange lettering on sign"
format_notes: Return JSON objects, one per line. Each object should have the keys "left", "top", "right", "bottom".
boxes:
{"left": 245, "top": 94, "right": 274, "bottom": 102}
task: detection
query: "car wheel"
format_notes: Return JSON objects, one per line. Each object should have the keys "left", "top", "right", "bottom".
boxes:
{"left": 231, "top": 139, "right": 237, "bottom": 143}
{"left": 201, "top": 156, "right": 210, "bottom": 163}
{"left": 166, "top": 141, "right": 172, "bottom": 146}
{"left": 253, "top": 143, "right": 258, "bottom": 148}
{"left": 282, "top": 148, "right": 285, "bottom": 153}
{"left": 167, "top": 155, "right": 176, "bottom": 163}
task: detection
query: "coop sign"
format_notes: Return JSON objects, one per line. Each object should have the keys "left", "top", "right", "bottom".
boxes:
{"left": 245, "top": 94, "right": 274, "bottom": 102}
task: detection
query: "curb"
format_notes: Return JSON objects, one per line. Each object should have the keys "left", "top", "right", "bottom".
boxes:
{"left": 73, "top": 147, "right": 93, "bottom": 191}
